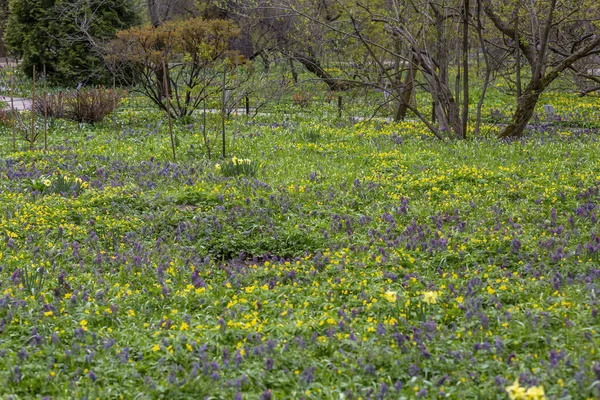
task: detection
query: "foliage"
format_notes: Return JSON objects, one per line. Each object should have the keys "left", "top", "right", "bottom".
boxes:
{"left": 4, "top": 0, "right": 140, "bottom": 85}
{"left": 0, "top": 65, "right": 600, "bottom": 399}
{"left": 106, "top": 17, "right": 241, "bottom": 119}
{"left": 216, "top": 156, "right": 258, "bottom": 177}
{"left": 27, "top": 173, "right": 88, "bottom": 196}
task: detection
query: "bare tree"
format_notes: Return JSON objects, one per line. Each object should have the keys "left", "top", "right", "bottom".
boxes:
{"left": 483, "top": 0, "right": 600, "bottom": 138}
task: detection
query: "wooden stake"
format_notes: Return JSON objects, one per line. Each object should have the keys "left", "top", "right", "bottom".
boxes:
{"left": 221, "top": 63, "right": 226, "bottom": 159}
{"left": 43, "top": 64, "right": 48, "bottom": 151}
{"left": 233, "top": 58, "right": 238, "bottom": 150}
{"left": 112, "top": 73, "right": 117, "bottom": 131}
{"left": 31, "top": 64, "right": 36, "bottom": 150}
{"left": 162, "top": 58, "right": 176, "bottom": 162}
{"left": 8, "top": 57, "right": 16, "bottom": 151}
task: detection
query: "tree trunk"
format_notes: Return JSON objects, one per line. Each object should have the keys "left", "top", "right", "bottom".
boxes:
{"left": 293, "top": 53, "right": 348, "bottom": 91}
{"left": 289, "top": 58, "right": 298, "bottom": 83}
{"left": 498, "top": 89, "right": 540, "bottom": 138}
{"left": 462, "top": 0, "right": 470, "bottom": 139}
{"left": 395, "top": 57, "right": 414, "bottom": 121}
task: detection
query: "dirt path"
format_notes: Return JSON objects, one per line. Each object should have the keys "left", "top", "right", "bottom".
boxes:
{"left": 0, "top": 96, "right": 32, "bottom": 111}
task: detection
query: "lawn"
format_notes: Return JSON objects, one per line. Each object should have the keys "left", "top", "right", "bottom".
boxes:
{"left": 1, "top": 95, "right": 600, "bottom": 399}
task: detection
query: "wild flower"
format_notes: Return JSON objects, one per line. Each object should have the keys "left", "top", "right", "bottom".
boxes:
{"left": 423, "top": 291, "right": 439, "bottom": 305}
{"left": 383, "top": 291, "right": 398, "bottom": 303}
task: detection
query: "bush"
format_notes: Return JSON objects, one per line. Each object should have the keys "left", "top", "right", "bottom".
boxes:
{"left": 67, "top": 87, "right": 123, "bottom": 124}
{"left": 107, "top": 18, "right": 240, "bottom": 119}
{"left": 35, "top": 87, "right": 122, "bottom": 123}
{"left": 292, "top": 91, "right": 312, "bottom": 107}
{"left": 34, "top": 92, "right": 66, "bottom": 119}
{"left": 0, "top": 109, "right": 11, "bottom": 125}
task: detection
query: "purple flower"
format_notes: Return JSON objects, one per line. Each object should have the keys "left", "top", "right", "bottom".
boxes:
{"left": 266, "top": 358, "right": 274, "bottom": 371}
{"left": 394, "top": 380, "right": 403, "bottom": 391}
{"left": 261, "top": 390, "right": 272, "bottom": 400}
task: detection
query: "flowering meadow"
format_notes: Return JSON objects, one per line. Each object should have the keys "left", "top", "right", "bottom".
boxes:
{"left": 1, "top": 96, "right": 600, "bottom": 399}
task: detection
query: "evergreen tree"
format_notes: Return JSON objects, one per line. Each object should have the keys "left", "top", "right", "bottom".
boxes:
{"left": 4, "top": 0, "right": 140, "bottom": 85}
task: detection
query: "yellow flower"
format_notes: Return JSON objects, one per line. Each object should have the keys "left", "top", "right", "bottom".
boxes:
{"left": 423, "top": 291, "right": 439, "bottom": 305}
{"left": 383, "top": 291, "right": 398, "bottom": 303}
{"left": 215, "top": 164, "right": 221, "bottom": 171}
{"left": 152, "top": 344, "right": 160, "bottom": 352}
{"left": 526, "top": 385, "right": 546, "bottom": 400}
{"left": 505, "top": 379, "right": 527, "bottom": 400}
{"left": 42, "top": 179, "right": 51, "bottom": 187}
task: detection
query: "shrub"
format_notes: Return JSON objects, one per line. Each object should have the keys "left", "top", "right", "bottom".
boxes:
{"left": 67, "top": 87, "right": 123, "bottom": 124}
{"left": 107, "top": 17, "right": 240, "bottom": 119}
{"left": 0, "top": 109, "right": 11, "bottom": 125}
{"left": 35, "top": 87, "right": 122, "bottom": 123}
{"left": 292, "top": 91, "right": 312, "bottom": 107}
{"left": 34, "top": 92, "right": 66, "bottom": 119}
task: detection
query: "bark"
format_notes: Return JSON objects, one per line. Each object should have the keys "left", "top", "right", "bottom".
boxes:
{"left": 498, "top": 87, "right": 540, "bottom": 138}
{"left": 474, "top": 0, "right": 491, "bottom": 136}
{"left": 289, "top": 58, "right": 298, "bottom": 83}
{"left": 413, "top": 50, "right": 463, "bottom": 139}
{"left": 462, "top": 0, "right": 469, "bottom": 139}
{"left": 292, "top": 52, "right": 348, "bottom": 91}
{"left": 514, "top": 8, "right": 522, "bottom": 99}
{"left": 395, "top": 56, "right": 415, "bottom": 121}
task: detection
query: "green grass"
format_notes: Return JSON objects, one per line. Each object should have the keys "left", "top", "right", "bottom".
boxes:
{"left": 0, "top": 87, "right": 599, "bottom": 399}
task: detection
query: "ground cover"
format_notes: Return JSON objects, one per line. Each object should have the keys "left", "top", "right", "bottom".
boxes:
{"left": 0, "top": 95, "right": 600, "bottom": 398}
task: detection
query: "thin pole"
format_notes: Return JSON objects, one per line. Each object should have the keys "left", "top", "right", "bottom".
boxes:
{"left": 112, "top": 73, "right": 116, "bottom": 131}
{"left": 43, "top": 64, "right": 48, "bottom": 151}
{"left": 162, "top": 58, "right": 176, "bottom": 162}
{"left": 9, "top": 57, "right": 16, "bottom": 151}
{"left": 233, "top": 58, "right": 238, "bottom": 149}
{"left": 221, "top": 63, "right": 226, "bottom": 159}
{"left": 31, "top": 64, "right": 36, "bottom": 150}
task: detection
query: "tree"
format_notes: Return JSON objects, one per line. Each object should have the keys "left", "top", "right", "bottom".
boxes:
{"left": 0, "top": 0, "right": 8, "bottom": 57}
{"left": 281, "top": 0, "right": 469, "bottom": 139}
{"left": 107, "top": 17, "right": 241, "bottom": 119}
{"left": 4, "top": 0, "right": 140, "bottom": 85}
{"left": 483, "top": 0, "right": 600, "bottom": 138}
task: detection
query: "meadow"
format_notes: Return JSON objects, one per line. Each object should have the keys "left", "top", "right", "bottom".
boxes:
{"left": 1, "top": 88, "right": 600, "bottom": 399}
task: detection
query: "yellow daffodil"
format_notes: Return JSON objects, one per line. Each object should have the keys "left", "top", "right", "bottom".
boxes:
{"left": 526, "top": 385, "right": 546, "bottom": 400}
{"left": 383, "top": 291, "right": 398, "bottom": 303}
{"left": 505, "top": 379, "right": 526, "bottom": 400}
{"left": 423, "top": 291, "right": 439, "bottom": 305}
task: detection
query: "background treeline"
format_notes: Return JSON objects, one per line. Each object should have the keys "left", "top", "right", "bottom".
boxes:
{"left": 1, "top": 0, "right": 600, "bottom": 139}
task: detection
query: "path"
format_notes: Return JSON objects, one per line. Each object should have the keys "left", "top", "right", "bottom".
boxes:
{"left": 0, "top": 96, "right": 32, "bottom": 111}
